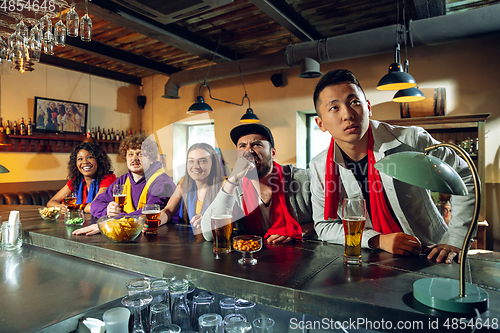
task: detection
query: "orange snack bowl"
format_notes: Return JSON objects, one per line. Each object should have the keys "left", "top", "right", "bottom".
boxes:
{"left": 97, "top": 215, "right": 145, "bottom": 242}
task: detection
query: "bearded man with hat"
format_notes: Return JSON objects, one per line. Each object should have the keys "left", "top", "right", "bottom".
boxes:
{"left": 200, "top": 123, "right": 315, "bottom": 243}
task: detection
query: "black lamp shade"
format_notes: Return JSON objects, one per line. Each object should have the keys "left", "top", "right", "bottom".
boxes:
{"left": 377, "top": 62, "right": 417, "bottom": 91}
{"left": 188, "top": 96, "right": 213, "bottom": 114}
{"left": 393, "top": 87, "right": 425, "bottom": 102}
{"left": 240, "top": 108, "right": 260, "bottom": 123}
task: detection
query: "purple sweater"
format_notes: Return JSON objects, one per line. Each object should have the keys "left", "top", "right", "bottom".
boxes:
{"left": 91, "top": 161, "right": 177, "bottom": 221}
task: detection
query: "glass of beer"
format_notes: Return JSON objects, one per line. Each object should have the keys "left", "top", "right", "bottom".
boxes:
{"left": 211, "top": 207, "right": 233, "bottom": 255}
{"left": 142, "top": 204, "right": 161, "bottom": 235}
{"left": 341, "top": 198, "right": 367, "bottom": 266}
{"left": 64, "top": 191, "right": 77, "bottom": 211}
{"left": 113, "top": 184, "right": 127, "bottom": 211}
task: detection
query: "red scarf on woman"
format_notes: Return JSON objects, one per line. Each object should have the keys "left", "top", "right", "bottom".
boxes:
{"left": 241, "top": 162, "right": 302, "bottom": 239}
{"left": 324, "top": 127, "right": 401, "bottom": 234}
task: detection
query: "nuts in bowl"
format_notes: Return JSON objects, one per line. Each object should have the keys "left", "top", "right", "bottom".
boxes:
{"left": 97, "top": 215, "right": 145, "bottom": 242}
{"left": 233, "top": 235, "right": 263, "bottom": 265}
{"left": 39, "top": 207, "right": 61, "bottom": 220}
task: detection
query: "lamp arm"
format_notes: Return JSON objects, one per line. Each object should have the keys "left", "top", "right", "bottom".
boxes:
{"left": 202, "top": 83, "right": 248, "bottom": 107}
{"left": 425, "top": 143, "right": 481, "bottom": 297}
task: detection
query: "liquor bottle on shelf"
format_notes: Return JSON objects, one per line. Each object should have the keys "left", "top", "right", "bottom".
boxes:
{"left": 13, "top": 121, "right": 18, "bottom": 135}
{"left": 115, "top": 129, "right": 120, "bottom": 141}
{"left": 96, "top": 126, "right": 101, "bottom": 140}
{"left": 106, "top": 129, "right": 111, "bottom": 141}
{"left": 121, "top": 130, "right": 125, "bottom": 139}
{"left": 5, "top": 120, "right": 11, "bottom": 135}
{"left": 20, "top": 117, "right": 26, "bottom": 135}
{"left": 129, "top": 128, "right": 133, "bottom": 136}
{"left": 87, "top": 129, "right": 91, "bottom": 138}
{"left": 27, "top": 118, "right": 33, "bottom": 136}
{"left": 102, "top": 128, "right": 107, "bottom": 140}
{"left": 91, "top": 127, "right": 95, "bottom": 138}
{"left": 0, "top": 118, "right": 4, "bottom": 133}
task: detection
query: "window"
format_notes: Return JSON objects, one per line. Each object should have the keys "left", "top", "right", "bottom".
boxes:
{"left": 306, "top": 114, "right": 330, "bottom": 166}
{"left": 187, "top": 123, "right": 215, "bottom": 148}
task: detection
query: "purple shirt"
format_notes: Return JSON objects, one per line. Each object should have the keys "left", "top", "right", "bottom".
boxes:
{"left": 91, "top": 161, "right": 178, "bottom": 222}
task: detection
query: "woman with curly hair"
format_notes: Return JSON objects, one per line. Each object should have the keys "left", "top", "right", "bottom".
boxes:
{"left": 159, "top": 143, "right": 225, "bottom": 231}
{"left": 47, "top": 142, "right": 116, "bottom": 214}
{"left": 74, "top": 133, "right": 176, "bottom": 236}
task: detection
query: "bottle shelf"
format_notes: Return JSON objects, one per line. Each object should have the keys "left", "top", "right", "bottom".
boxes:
{"left": 0, "top": 133, "right": 121, "bottom": 154}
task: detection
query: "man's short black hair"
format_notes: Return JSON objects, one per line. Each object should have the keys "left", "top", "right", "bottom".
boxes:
{"left": 313, "top": 69, "right": 366, "bottom": 116}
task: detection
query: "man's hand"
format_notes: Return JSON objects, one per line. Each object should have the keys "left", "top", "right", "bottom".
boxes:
{"left": 72, "top": 224, "right": 100, "bottom": 236}
{"left": 229, "top": 157, "right": 255, "bottom": 183}
{"left": 106, "top": 202, "right": 121, "bottom": 216}
{"left": 423, "top": 244, "right": 461, "bottom": 264}
{"left": 266, "top": 234, "right": 293, "bottom": 244}
{"left": 369, "top": 232, "right": 422, "bottom": 256}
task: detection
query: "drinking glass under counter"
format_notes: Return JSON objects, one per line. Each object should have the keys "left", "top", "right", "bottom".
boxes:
{"left": 2, "top": 205, "right": 500, "bottom": 332}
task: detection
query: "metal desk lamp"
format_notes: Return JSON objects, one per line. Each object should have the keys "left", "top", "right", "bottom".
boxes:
{"left": 374, "top": 143, "right": 488, "bottom": 313}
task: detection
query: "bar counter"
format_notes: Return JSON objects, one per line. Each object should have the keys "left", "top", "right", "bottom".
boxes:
{"left": 1, "top": 204, "right": 500, "bottom": 332}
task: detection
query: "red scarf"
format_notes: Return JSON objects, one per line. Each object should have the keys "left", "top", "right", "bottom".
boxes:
{"left": 241, "top": 162, "right": 302, "bottom": 239}
{"left": 324, "top": 127, "right": 401, "bottom": 234}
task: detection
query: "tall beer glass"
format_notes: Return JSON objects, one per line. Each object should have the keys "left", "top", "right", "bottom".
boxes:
{"left": 211, "top": 207, "right": 233, "bottom": 254}
{"left": 142, "top": 204, "right": 161, "bottom": 235}
{"left": 341, "top": 198, "right": 367, "bottom": 265}
{"left": 113, "top": 184, "right": 126, "bottom": 211}
{"left": 64, "top": 191, "right": 77, "bottom": 211}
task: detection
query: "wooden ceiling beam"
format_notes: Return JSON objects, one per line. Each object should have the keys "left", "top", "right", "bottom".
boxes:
{"left": 77, "top": 0, "right": 240, "bottom": 62}
{"left": 39, "top": 54, "right": 143, "bottom": 85}
{"left": 249, "top": 0, "right": 323, "bottom": 41}
{"left": 63, "top": 38, "right": 180, "bottom": 76}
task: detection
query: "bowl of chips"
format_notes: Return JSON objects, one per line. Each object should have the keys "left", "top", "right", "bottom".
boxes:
{"left": 97, "top": 215, "right": 145, "bottom": 242}
{"left": 39, "top": 207, "right": 61, "bottom": 220}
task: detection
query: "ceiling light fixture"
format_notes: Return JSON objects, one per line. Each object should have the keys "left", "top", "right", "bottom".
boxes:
{"left": 377, "top": 0, "right": 417, "bottom": 91}
{"left": 392, "top": 1, "right": 424, "bottom": 102}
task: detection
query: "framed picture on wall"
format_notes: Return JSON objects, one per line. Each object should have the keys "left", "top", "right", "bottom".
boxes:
{"left": 33, "top": 96, "right": 88, "bottom": 134}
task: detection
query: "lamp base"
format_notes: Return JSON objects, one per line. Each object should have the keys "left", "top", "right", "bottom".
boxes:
{"left": 413, "top": 278, "right": 488, "bottom": 314}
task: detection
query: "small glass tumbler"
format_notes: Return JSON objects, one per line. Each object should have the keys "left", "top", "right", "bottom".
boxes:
{"left": 252, "top": 317, "right": 275, "bottom": 333}
{"left": 198, "top": 313, "right": 223, "bottom": 333}
{"left": 223, "top": 313, "right": 247, "bottom": 326}
{"left": 1, "top": 221, "right": 22, "bottom": 251}
{"left": 150, "top": 303, "right": 171, "bottom": 331}
{"left": 102, "top": 307, "right": 130, "bottom": 333}
{"left": 219, "top": 297, "right": 235, "bottom": 318}
{"left": 150, "top": 278, "right": 170, "bottom": 305}
{"left": 191, "top": 291, "right": 216, "bottom": 330}
{"left": 150, "top": 323, "right": 181, "bottom": 333}
{"left": 121, "top": 293, "right": 153, "bottom": 333}
{"left": 234, "top": 299, "right": 256, "bottom": 324}
{"left": 126, "top": 277, "right": 151, "bottom": 295}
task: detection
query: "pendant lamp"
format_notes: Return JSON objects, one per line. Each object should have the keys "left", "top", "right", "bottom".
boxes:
{"left": 240, "top": 108, "right": 260, "bottom": 123}
{"left": 188, "top": 84, "right": 214, "bottom": 114}
{"left": 392, "top": 60, "right": 425, "bottom": 102}
{"left": 377, "top": 44, "right": 417, "bottom": 91}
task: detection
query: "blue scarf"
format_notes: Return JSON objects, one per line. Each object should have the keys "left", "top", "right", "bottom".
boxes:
{"left": 179, "top": 181, "right": 198, "bottom": 222}
{"left": 76, "top": 178, "right": 99, "bottom": 204}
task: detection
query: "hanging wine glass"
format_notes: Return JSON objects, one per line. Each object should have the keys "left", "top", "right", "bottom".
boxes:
{"left": 25, "top": 15, "right": 43, "bottom": 63}
{"left": 40, "top": 11, "right": 56, "bottom": 55}
{"left": 1, "top": 31, "right": 14, "bottom": 75}
{"left": 80, "top": 0, "right": 92, "bottom": 42}
{"left": 66, "top": 1, "right": 79, "bottom": 37}
{"left": 54, "top": 0, "right": 67, "bottom": 47}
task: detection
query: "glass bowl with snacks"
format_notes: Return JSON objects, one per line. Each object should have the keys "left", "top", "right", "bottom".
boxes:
{"left": 97, "top": 215, "right": 145, "bottom": 242}
{"left": 38, "top": 207, "right": 61, "bottom": 220}
{"left": 64, "top": 210, "right": 85, "bottom": 226}
{"left": 232, "top": 235, "right": 263, "bottom": 265}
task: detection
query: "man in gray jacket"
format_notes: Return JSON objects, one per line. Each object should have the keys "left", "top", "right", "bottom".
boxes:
{"left": 310, "top": 69, "right": 474, "bottom": 264}
{"left": 200, "top": 123, "right": 314, "bottom": 243}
